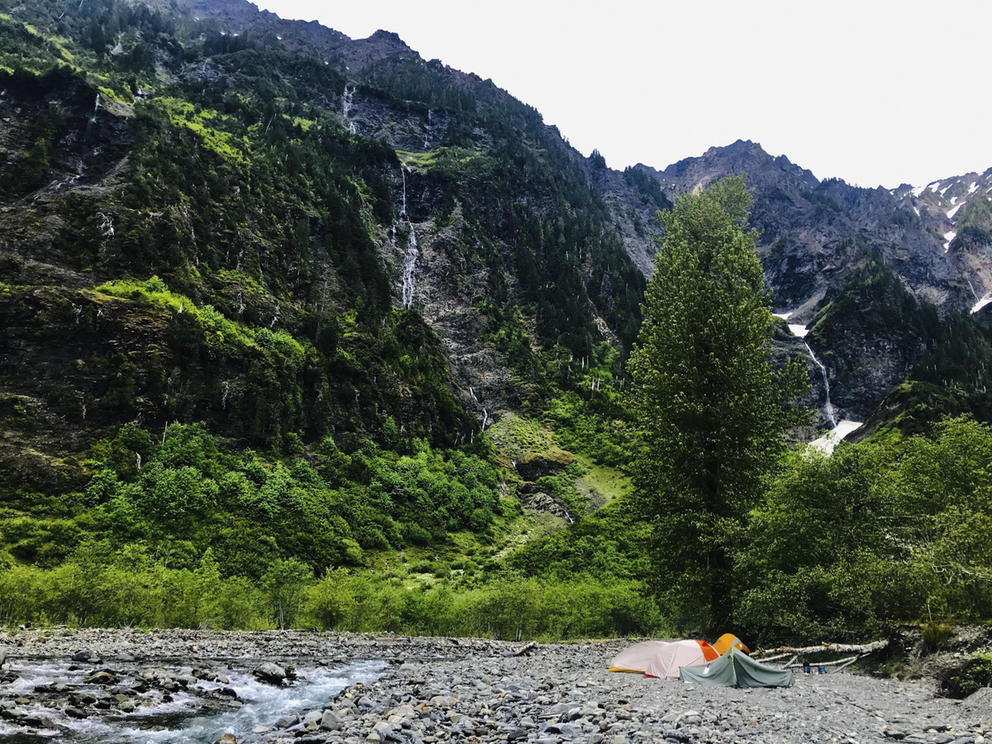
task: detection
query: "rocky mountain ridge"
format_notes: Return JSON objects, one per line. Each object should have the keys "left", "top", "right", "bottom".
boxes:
{"left": 1, "top": 0, "right": 991, "bottom": 468}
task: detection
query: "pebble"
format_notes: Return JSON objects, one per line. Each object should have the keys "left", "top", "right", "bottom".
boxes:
{"left": 1, "top": 630, "right": 990, "bottom": 744}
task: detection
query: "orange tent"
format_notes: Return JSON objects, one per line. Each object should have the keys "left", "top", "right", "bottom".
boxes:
{"left": 713, "top": 633, "right": 750, "bottom": 656}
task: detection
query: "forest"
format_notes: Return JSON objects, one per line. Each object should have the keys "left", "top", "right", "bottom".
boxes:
{"left": 1, "top": 0, "right": 991, "bottom": 648}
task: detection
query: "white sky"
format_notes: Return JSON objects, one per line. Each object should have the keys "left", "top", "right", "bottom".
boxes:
{"left": 254, "top": 0, "right": 992, "bottom": 189}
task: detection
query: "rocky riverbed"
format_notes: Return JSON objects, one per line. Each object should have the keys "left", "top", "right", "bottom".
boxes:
{"left": 1, "top": 629, "right": 990, "bottom": 744}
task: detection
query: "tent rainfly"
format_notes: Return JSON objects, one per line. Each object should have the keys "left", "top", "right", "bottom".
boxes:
{"left": 644, "top": 640, "right": 718, "bottom": 680}
{"left": 679, "top": 647, "right": 794, "bottom": 688}
{"left": 713, "top": 633, "right": 750, "bottom": 656}
{"left": 608, "top": 641, "right": 672, "bottom": 674}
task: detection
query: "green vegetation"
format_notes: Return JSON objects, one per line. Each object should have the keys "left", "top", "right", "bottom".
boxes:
{"left": 2, "top": 0, "right": 992, "bottom": 649}
{"left": 627, "top": 177, "right": 809, "bottom": 632}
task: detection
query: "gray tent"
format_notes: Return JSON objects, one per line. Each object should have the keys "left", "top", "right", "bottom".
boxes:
{"left": 679, "top": 648, "right": 794, "bottom": 688}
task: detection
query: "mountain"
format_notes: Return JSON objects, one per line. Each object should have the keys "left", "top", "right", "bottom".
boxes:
{"left": 2, "top": 0, "right": 992, "bottom": 542}
{"left": 627, "top": 140, "right": 992, "bottom": 430}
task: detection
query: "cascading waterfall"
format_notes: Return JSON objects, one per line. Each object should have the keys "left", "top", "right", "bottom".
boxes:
{"left": 341, "top": 84, "right": 357, "bottom": 134}
{"left": 401, "top": 224, "right": 418, "bottom": 309}
{"left": 398, "top": 165, "right": 419, "bottom": 309}
{"left": 805, "top": 342, "right": 837, "bottom": 427}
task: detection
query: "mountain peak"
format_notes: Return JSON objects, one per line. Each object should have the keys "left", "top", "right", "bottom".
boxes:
{"left": 367, "top": 29, "right": 409, "bottom": 48}
{"left": 709, "top": 139, "right": 768, "bottom": 157}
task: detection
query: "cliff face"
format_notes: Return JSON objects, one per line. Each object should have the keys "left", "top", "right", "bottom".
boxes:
{"left": 0, "top": 0, "right": 656, "bottom": 476}
{"left": 1, "top": 0, "right": 991, "bottom": 464}
{"left": 626, "top": 140, "right": 992, "bottom": 425}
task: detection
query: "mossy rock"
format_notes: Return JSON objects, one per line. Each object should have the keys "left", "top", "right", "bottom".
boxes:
{"left": 941, "top": 653, "right": 992, "bottom": 698}
{"left": 515, "top": 447, "right": 575, "bottom": 480}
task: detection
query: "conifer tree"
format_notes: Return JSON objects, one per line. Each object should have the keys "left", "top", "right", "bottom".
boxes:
{"left": 627, "top": 175, "right": 808, "bottom": 632}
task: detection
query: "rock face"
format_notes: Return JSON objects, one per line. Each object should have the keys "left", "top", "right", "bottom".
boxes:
{"left": 629, "top": 140, "right": 992, "bottom": 425}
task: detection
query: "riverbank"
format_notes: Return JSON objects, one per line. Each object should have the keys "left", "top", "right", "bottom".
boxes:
{"left": 1, "top": 629, "right": 990, "bottom": 743}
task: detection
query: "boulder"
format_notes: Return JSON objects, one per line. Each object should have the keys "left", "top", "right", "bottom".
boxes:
{"left": 515, "top": 448, "right": 575, "bottom": 481}
{"left": 253, "top": 662, "right": 287, "bottom": 685}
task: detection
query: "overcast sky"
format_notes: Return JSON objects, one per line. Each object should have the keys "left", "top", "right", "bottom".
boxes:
{"left": 254, "top": 0, "right": 991, "bottom": 189}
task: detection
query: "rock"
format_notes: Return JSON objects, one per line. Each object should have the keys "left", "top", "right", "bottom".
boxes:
{"left": 84, "top": 670, "right": 117, "bottom": 685}
{"left": 515, "top": 448, "right": 575, "bottom": 480}
{"left": 72, "top": 650, "right": 93, "bottom": 662}
{"left": 320, "top": 710, "right": 344, "bottom": 731}
{"left": 213, "top": 735, "right": 237, "bottom": 744}
{"left": 65, "top": 706, "right": 88, "bottom": 719}
{"left": 253, "top": 662, "right": 287, "bottom": 685}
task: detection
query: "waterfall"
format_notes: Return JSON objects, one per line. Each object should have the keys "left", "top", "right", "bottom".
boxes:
{"left": 341, "top": 84, "right": 357, "bottom": 134}
{"left": 400, "top": 166, "right": 408, "bottom": 218}
{"left": 481, "top": 408, "right": 489, "bottom": 430}
{"left": 401, "top": 224, "right": 418, "bottom": 309}
{"left": 805, "top": 342, "right": 837, "bottom": 427}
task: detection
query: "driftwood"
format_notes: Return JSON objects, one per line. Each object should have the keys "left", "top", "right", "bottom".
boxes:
{"left": 754, "top": 639, "right": 888, "bottom": 658}
{"left": 785, "top": 654, "right": 857, "bottom": 669}
{"left": 511, "top": 642, "right": 537, "bottom": 656}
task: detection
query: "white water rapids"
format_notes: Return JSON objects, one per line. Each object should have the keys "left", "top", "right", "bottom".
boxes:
{"left": 1, "top": 658, "right": 386, "bottom": 744}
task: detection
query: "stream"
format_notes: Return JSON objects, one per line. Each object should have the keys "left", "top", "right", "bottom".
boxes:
{"left": 0, "top": 657, "right": 387, "bottom": 743}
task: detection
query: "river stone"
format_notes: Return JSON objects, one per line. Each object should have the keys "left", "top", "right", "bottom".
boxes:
{"left": 320, "top": 710, "right": 344, "bottom": 731}
{"left": 84, "top": 670, "right": 117, "bottom": 685}
{"left": 253, "top": 662, "right": 287, "bottom": 685}
{"left": 213, "top": 735, "right": 237, "bottom": 744}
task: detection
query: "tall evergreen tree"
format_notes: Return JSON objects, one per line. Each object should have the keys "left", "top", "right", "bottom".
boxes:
{"left": 627, "top": 175, "right": 808, "bottom": 632}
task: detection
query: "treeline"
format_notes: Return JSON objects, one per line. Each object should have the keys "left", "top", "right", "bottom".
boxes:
{"left": 515, "top": 416, "right": 992, "bottom": 643}
{"left": 0, "top": 550, "right": 663, "bottom": 640}
{"left": 2, "top": 421, "right": 502, "bottom": 575}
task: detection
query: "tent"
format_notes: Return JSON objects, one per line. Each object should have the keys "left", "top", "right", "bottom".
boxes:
{"left": 608, "top": 641, "right": 671, "bottom": 673}
{"left": 679, "top": 647, "right": 794, "bottom": 688}
{"left": 644, "top": 640, "right": 718, "bottom": 680}
{"left": 713, "top": 633, "right": 750, "bottom": 656}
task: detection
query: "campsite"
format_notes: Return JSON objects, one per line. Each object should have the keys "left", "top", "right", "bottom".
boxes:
{"left": 1, "top": 628, "right": 989, "bottom": 744}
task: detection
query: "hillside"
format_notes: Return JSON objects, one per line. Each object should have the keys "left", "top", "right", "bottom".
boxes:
{"left": 634, "top": 140, "right": 992, "bottom": 432}
{"left": 1, "top": 0, "right": 992, "bottom": 644}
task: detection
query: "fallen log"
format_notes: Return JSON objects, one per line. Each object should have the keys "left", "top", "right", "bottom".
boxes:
{"left": 511, "top": 642, "right": 537, "bottom": 656}
{"left": 754, "top": 639, "right": 887, "bottom": 658}
{"left": 785, "top": 655, "right": 858, "bottom": 669}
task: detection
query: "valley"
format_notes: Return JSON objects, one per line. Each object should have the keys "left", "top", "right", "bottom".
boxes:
{"left": 0, "top": 0, "right": 990, "bottom": 678}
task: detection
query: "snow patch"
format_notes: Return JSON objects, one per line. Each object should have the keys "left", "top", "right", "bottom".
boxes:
{"left": 943, "top": 230, "right": 957, "bottom": 252}
{"left": 772, "top": 311, "right": 792, "bottom": 320}
{"left": 788, "top": 324, "right": 809, "bottom": 338}
{"left": 810, "top": 420, "right": 863, "bottom": 455}
{"left": 969, "top": 181, "right": 979, "bottom": 194}
{"left": 911, "top": 184, "right": 926, "bottom": 198}
{"left": 947, "top": 203, "right": 963, "bottom": 220}
{"left": 971, "top": 293, "right": 992, "bottom": 314}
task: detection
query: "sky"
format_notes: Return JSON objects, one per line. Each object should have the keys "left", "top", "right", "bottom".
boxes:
{"left": 254, "top": 0, "right": 992, "bottom": 189}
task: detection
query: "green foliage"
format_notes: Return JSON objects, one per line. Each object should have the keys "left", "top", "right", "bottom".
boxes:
{"left": 627, "top": 176, "right": 809, "bottom": 632}
{"left": 735, "top": 417, "right": 992, "bottom": 642}
{"left": 942, "top": 653, "right": 992, "bottom": 699}
{"left": 303, "top": 571, "right": 666, "bottom": 640}
{"left": 921, "top": 621, "right": 954, "bottom": 652}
